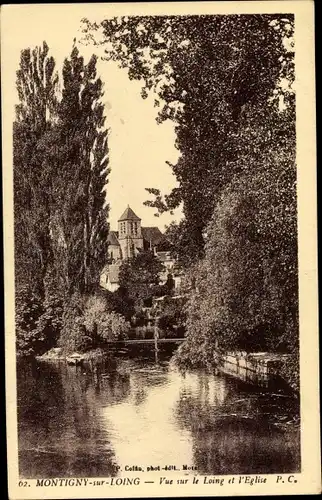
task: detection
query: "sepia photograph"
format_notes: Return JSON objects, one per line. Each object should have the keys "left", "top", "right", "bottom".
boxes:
{"left": 2, "top": 1, "right": 319, "bottom": 498}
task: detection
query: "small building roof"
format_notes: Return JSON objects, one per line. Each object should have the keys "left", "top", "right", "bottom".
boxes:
{"left": 107, "top": 231, "right": 120, "bottom": 246}
{"left": 118, "top": 205, "right": 141, "bottom": 222}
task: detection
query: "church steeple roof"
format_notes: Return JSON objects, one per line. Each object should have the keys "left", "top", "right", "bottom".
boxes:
{"left": 118, "top": 205, "right": 141, "bottom": 222}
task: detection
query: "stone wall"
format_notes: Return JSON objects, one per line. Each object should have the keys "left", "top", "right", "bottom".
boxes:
{"left": 215, "top": 351, "right": 293, "bottom": 389}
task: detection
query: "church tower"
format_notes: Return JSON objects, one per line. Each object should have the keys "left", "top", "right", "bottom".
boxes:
{"left": 118, "top": 205, "right": 144, "bottom": 259}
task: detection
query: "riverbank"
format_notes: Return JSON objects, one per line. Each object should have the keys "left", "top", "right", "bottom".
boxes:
{"left": 214, "top": 351, "right": 298, "bottom": 395}
{"left": 35, "top": 344, "right": 298, "bottom": 395}
{"left": 35, "top": 347, "right": 111, "bottom": 363}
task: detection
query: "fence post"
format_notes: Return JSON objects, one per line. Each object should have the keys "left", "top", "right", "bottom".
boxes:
{"left": 154, "top": 316, "right": 159, "bottom": 364}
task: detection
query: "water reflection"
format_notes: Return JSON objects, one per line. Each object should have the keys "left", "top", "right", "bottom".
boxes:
{"left": 101, "top": 361, "right": 194, "bottom": 471}
{"left": 17, "top": 352, "right": 300, "bottom": 478}
{"left": 18, "top": 358, "right": 125, "bottom": 478}
{"left": 173, "top": 371, "right": 300, "bottom": 474}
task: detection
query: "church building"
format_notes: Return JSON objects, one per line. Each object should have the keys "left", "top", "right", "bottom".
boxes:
{"left": 100, "top": 206, "right": 178, "bottom": 292}
{"left": 107, "top": 205, "right": 164, "bottom": 261}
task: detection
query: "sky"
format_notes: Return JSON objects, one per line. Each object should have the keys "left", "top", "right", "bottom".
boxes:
{"left": 5, "top": 5, "right": 183, "bottom": 231}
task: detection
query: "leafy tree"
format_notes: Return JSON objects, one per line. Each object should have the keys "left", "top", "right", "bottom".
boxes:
{"left": 159, "top": 220, "right": 201, "bottom": 267}
{"left": 50, "top": 46, "right": 110, "bottom": 295}
{"left": 87, "top": 130, "right": 111, "bottom": 288}
{"left": 175, "top": 101, "right": 298, "bottom": 368}
{"left": 13, "top": 42, "right": 64, "bottom": 356}
{"left": 95, "top": 287, "right": 135, "bottom": 321}
{"left": 58, "top": 294, "right": 130, "bottom": 353}
{"left": 118, "top": 250, "right": 164, "bottom": 309}
{"left": 14, "top": 42, "right": 111, "bottom": 356}
{"left": 35, "top": 267, "right": 65, "bottom": 350}
{"left": 157, "top": 296, "right": 187, "bottom": 338}
{"left": 83, "top": 14, "right": 294, "bottom": 265}
{"left": 84, "top": 299, "right": 130, "bottom": 341}
{"left": 14, "top": 41, "right": 58, "bottom": 293}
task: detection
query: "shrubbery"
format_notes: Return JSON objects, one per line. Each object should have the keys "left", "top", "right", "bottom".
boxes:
{"left": 58, "top": 293, "right": 130, "bottom": 354}
{"left": 156, "top": 296, "right": 187, "bottom": 338}
{"left": 174, "top": 105, "right": 298, "bottom": 374}
{"left": 16, "top": 283, "right": 63, "bottom": 357}
{"left": 16, "top": 283, "right": 131, "bottom": 357}
{"left": 16, "top": 286, "right": 44, "bottom": 356}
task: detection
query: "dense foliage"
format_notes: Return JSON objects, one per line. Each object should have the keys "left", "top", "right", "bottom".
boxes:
{"left": 15, "top": 272, "right": 64, "bottom": 356}
{"left": 14, "top": 42, "right": 111, "bottom": 355}
{"left": 84, "top": 14, "right": 298, "bottom": 381}
{"left": 118, "top": 250, "right": 164, "bottom": 310}
{"left": 175, "top": 103, "right": 298, "bottom": 369}
{"left": 14, "top": 42, "right": 58, "bottom": 295}
{"left": 156, "top": 296, "right": 187, "bottom": 338}
{"left": 16, "top": 287, "right": 45, "bottom": 356}
{"left": 82, "top": 14, "right": 295, "bottom": 265}
{"left": 58, "top": 293, "right": 130, "bottom": 354}
{"left": 49, "top": 47, "right": 110, "bottom": 295}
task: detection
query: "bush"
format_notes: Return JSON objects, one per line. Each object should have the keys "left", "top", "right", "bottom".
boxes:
{"left": 118, "top": 250, "right": 164, "bottom": 310}
{"left": 16, "top": 286, "right": 44, "bottom": 356}
{"left": 83, "top": 295, "right": 130, "bottom": 341}
{"left": 58, "top": 293, "right": 130, "bottom": 353}
{"left": 16, "top": 281, "right": 64, "bottom": 357}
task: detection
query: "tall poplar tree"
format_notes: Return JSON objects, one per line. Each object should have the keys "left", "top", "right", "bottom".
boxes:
{"left": 14, "top": 41, "right": 58, "bottom": 293}
{"left": 14, "top": 42, "right": 110, "bottom": 355}
{"left": 14, "top": 42, "right": 62, "bottom": 354}
{"left": 50, "top": 46, "right": 109, "bottom": 295}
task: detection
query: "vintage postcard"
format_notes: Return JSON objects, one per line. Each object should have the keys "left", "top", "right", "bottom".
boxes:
{"left": 2, "top": 1, "right": 320, "bottom": 498}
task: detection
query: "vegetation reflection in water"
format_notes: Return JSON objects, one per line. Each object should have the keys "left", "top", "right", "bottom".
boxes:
{"left": 17, "top": 348, "right": 300, "bottom": 479}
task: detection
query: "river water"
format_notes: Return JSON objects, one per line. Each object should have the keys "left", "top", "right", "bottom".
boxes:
{"left": 17, "top": 347, "right": 300, "bottom": 478}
